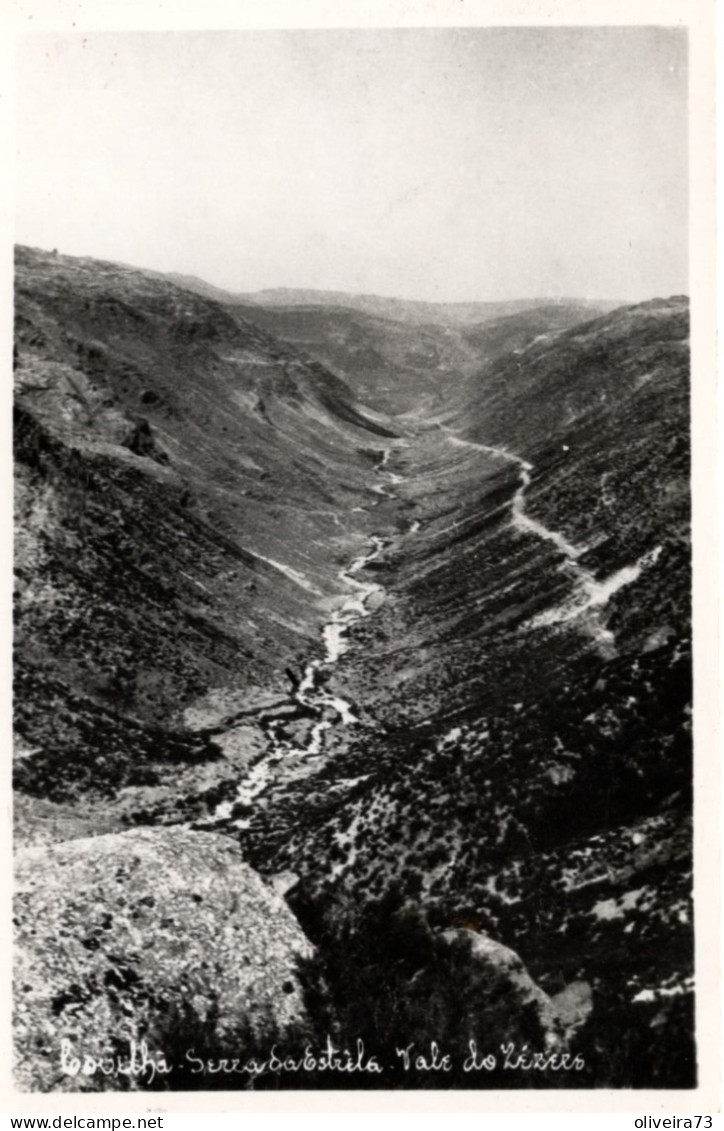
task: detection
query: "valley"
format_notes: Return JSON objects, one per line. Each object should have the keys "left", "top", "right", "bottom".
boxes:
{"left": 13, "top": 248, "right": 693, "bottom": 1091}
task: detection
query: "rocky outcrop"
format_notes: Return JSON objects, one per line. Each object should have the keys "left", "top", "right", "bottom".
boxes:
{"left": 13, "top": 828, "right": 315, "bottom": 1092}
{"left": 440, "top": 929, "right": 592, "bottom": 1048}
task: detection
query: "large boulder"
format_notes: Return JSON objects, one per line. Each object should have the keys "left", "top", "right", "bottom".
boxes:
{"left": 14, "top": 827, "right": 315, "bottom": 1092}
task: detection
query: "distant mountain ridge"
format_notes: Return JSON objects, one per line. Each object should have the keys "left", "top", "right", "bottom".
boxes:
{"left": 165, "top": 275, "right": 621, "bottom": 327}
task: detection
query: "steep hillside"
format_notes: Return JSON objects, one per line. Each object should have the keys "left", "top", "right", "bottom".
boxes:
{"left": 14, "top": 245, "right": 397, "bottom": 842}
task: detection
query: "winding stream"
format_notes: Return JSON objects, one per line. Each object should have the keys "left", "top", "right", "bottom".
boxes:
{"left": 212, "top": 450, "right": 414, "bottom": 828}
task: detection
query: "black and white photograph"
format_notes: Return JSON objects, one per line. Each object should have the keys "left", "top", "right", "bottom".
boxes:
{"left": 6, "top": 0, "right": 718, "bottom": 1106}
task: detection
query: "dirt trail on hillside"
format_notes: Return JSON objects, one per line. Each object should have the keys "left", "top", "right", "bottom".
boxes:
{"left": 442, "top": 428, "right": 661, "bottom": 655}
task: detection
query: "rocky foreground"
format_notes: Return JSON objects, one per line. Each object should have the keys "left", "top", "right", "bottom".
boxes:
{"left": 13, "top": 247, "right": 693, "bottom": 1090}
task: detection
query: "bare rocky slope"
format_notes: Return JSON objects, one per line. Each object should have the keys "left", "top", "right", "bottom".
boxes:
{"left": 15, "top": 828, "right": 316, "bottom": 1093}
{"left": 14, "top": 247, "right": 692, "bottom": 1090}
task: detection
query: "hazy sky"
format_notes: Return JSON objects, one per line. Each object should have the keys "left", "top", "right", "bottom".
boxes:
{"left": 15, "top": 27, "right": 687, "bottom": 302}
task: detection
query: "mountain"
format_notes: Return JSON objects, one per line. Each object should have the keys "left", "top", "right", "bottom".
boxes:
{"left": 13, "top": 247, "right": 692, "bottom": 1090}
